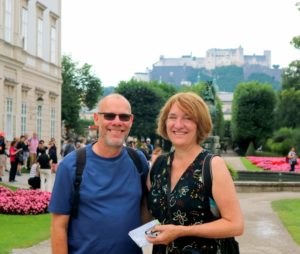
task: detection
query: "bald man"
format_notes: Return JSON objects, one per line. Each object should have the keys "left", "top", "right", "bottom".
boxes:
{"left": 49, "top": 94, "right": 149, "bottom": 254}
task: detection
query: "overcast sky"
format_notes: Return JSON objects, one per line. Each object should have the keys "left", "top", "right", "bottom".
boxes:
{"left": 61, "top": 0, "right": 300, "bottom": 87}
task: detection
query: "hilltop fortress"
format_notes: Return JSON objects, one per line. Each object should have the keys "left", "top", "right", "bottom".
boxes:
{"left": 155, "top": 46, "right": 270, "bottom": 70}
{"left": 134, "top": 46, "right": 280, "bottom": 88}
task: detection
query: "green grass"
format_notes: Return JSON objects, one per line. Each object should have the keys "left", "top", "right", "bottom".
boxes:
{"left": 0, "top": 214, "right": 51, "bottom": 254}
{"left": 0, "top": 183, "right": 18, "bottom": 191}
{"left": 226, "top": 163, "right": 238, "bottom": 180}
{"left": 0, "top": 185, "right": 51, "bottom": 253}
{"left": 272, "top": 199, "right": 300, "bottom": 245}
{"left": 240, "top": 157, "right": 263, "bottom": 171}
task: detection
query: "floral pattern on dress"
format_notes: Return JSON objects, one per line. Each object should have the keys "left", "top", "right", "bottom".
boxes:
{"left": 148, "top": 150, "right": 219, "bottom": 254}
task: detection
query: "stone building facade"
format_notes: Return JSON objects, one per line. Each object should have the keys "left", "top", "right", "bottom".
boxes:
{"left": 0, "top": 0, "right": 62, "bottom": 142}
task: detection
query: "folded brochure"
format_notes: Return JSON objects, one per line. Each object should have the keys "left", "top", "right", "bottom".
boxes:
{"left": 128, "top": 219, "right": 160, "bottom": 248}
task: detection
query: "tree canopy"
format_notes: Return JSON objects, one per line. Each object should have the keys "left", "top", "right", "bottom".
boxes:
{"left": 115, "top": 79, "right": 166, "bottom": 139}
{"left": 61, "top": 55, "right": 103, "bottom": 137}
{"left": 231, "top": 82, "right": 276, "bottom": 153}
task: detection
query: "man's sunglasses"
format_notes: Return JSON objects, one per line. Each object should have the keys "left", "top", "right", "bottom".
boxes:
{"left": 98, "top": 112, "right": 132, "bottom": 122}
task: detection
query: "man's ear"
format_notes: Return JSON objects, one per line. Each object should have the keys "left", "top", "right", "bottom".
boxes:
{"left": 93, "top": 112, "right": 99, "bottom": 126}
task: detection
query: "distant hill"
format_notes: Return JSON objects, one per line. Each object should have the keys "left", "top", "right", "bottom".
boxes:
{"left": 150, "top": 64, "right": 282, "bottom": 92}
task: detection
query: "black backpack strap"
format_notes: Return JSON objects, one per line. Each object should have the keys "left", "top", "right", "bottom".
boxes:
{"left": 71, "top": 147, "right": 86, "bottom": 218}
{"left": 126, "top": 147, "right": 143, "bottom": 174}
{"left": 126, "top": 146, "right": 148, "bottom": 197}
{"left": 150, "top": 154, "right": 166, "bottom": 177}
{"left": 202, "top": 153, "right": 215, "bottom": 199}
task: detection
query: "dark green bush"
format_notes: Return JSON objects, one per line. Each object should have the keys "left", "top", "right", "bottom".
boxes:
{"left": 245, "top": 142, "right": 256, "bottom": 156}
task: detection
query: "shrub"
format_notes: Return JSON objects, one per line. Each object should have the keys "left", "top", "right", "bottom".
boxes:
{"left": 246, "top": 142, "right": 256, "bottom": 156}
{"left": 266, "top": 127, "right": 295, "bottom": 155}
{"left": 0, "top": 186, "right": 51, "bottom": 215}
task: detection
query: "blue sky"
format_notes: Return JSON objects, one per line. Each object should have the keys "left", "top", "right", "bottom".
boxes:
{"left": 61, "top": 0, "right": 300, "bottom": 87}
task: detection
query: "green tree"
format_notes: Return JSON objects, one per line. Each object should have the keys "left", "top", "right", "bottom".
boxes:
{"left": 266, "top": 127, "right": 294, "bottom": 155}
{"left": 75, "top": 118, "right": 95, "bottom": 137}
{"left": 151, "top": 81, "right": 177, "bottom": 103}
{"left": 231, "top": 82, "right": 277, "bottom": 153}
{"left": 276, "top": 5, "right": 300, "bottom": 128}
{"left": 281, "top": 60, "right": 300, "bottom": 90}
{"left": 277, "top": 89, "right": 300, "bottom": 128}
{"left": 61, "top": 55, "right": 81, "bottom": 134}
{"left": 61, "top": 55, "right": 103, "bottom": 137}
{"left": 78, "top": 64, "right": 103, "bottom": 110}
{"left": 115, "top": 79, "right": 163, "bottom": 138}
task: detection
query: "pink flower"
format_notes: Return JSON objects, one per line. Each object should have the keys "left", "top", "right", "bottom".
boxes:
{"left": 246, "top": 156, "right": 299, "bottom": 172}
{"left": 0, "top": 186, "right": 51, "bottom": 215}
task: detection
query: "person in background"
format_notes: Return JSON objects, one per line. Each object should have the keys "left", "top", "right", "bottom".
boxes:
{"left": 16, "top": 135, "right": 26, "bottom": 176}
{"left": 127, "top": 140, "right": 137, "bottom": 149}
{"left": 146, "top": 137, "right": 154, "bottom": 156}
{"left": 147, "top": 92, "right": 244, "bottom": 253}
{"left": 288, "top": 147, "right": 297, "bottom": 172}
{"left": 48, "top": 139, "right": 58, "bottom": 173}
{"left": 37, "top": 148, "right": 51, "bottom": 191}
{"left": 0, "top": 133, "right": 6, "bottom": 181}
{"left": 9, "top": 140, "right": 22, "bottom": 182}
{"left": 28, "top": 163, "right": 41, "bottom": 189}
{"left": 140, "top": 140, "right": 151, "bottom": 161}
{"left": 22, "top": 134, "right": 30, "bottom": 170}
{"left": 62, "top": 138, "right": 76, "bottom": 157}
{"left": 37, "top": 140, "right": 48, "bottom": 158}
{"left": 28, "top": 132, "right": 39, "bottom": 167}
{"left": 49, "top": 93, "right": 149, "bottom": 254}
{"left": 149, "top": 146, "right": 163, "bottom": 167}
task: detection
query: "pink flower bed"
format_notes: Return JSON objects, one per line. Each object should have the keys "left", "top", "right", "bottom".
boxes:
{"left": 0, "top": 186, "right": 51, "bottom": 215}
{"left": 247, "top": 156, "right": 300, "bottom": 172}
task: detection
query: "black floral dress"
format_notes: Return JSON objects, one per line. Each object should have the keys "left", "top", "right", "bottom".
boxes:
{"left": 148, "top": 150, "right": 219, "bottom": 254}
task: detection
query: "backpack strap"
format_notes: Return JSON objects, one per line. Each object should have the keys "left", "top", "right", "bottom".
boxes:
{"left": 126, "top": 146, "right": 148, "bottom": 197}
{"left": 202, "top": 154, "right": 215, "bottom": 199}
{"left": 71, "top": 146, "right": 147, "bottom": 218}
{"left": 202, "top": 153, "right": 222, "bottom": 218}
{"left": 71, "top": 147, "right": 86, "bottom": 219}
{"left": 126, "top": 146, "right": 143, "bottom": 174}
{"left": 149, "top": 154, "right": 166, "bottom": 180}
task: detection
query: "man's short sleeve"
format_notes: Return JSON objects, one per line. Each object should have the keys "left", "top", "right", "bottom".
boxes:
{"left": 48, "top": 154, "right": 76, "bottom": 214}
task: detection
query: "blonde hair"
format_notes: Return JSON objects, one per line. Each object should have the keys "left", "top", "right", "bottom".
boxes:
{"left": 157, "top": 92, "right": 212, "bottom": 144}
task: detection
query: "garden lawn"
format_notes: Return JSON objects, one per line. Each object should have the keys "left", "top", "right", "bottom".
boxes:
{"left": 272, "top": 199, "right": 300, "bottom": 245}
{"left": 0, "top": 213, "right": 51, "bottom": 254}
{"left": 240, "top": 157, "right": 263, "bottom": 171}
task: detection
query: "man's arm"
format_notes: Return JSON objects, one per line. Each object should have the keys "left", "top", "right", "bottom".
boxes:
{"left": 51, "top": 213, "right": 70, "bottom": 254}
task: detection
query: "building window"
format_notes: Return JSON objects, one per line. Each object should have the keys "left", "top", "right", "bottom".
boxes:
{"left": 37, "top": 105, "right": 42, "bottom": 139}
{"left": 21, "top": 102, "right": 27, "bottom": 134}
{"left": 50, "top": 107, "right": 56, "bottom": 138}
{"left": 50, "top": 26, "right": 56, "bottom": 63}
{"left": 4, "top": 0, "right": 13, "bottom": 42}
{"left": 21, "top": 7, "right": 28, "bottom": 50}
{"left": 37, "top": 18, "right": 43, "bottom": 57}
{"left": 5, "top": 98, "right": 13, "bottom": 141}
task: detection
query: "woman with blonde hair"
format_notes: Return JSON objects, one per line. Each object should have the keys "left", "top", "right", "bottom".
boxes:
{"left": 147, "top": 92, "right": 243, "bottom": 254}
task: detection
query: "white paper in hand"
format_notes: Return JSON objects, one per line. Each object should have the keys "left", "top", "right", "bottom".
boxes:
{"left": 128, "top": 219, "right": 160, "bottom": 248}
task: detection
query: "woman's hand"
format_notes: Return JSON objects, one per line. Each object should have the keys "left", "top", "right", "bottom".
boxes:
{"left": 145, "top": 224, "right": 182, "bottom": 245}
